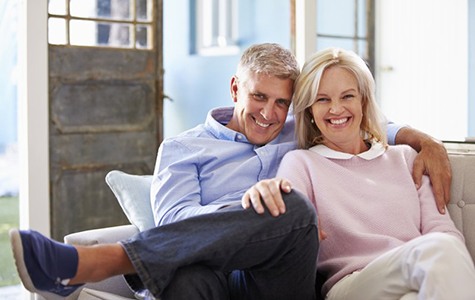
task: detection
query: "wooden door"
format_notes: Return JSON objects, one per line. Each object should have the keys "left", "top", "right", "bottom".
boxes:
{"left": 48, "top": 0, "right": 163, "bottom": 240}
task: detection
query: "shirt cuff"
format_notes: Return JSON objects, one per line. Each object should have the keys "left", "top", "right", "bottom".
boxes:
{"left": 387, "top": 122, "right": 404, "bottom": 145}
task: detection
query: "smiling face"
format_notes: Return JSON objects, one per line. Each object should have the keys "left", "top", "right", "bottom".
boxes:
{"left": 310, "top": 66, "right": 366, "bottom": 154}
{"left": 227, "top": 72, "right": 293, "bottom": 145}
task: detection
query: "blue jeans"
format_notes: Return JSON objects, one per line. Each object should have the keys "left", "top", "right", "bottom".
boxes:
{"left": 121, "top": 190, "right": 319, "bottom": 300}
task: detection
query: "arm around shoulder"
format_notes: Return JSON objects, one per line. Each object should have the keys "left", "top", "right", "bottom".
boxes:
{"left": 395, "top": 126, "right": 451, "bottom": 213}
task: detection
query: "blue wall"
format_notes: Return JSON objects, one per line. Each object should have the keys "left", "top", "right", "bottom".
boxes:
{"left": 163, "top": 0, "right": 291, "bottom": 138}
{"left": 0, "top": 0, "right": 18, "bottom": 152}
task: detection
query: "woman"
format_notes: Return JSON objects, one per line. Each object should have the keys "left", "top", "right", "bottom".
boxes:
{"left": 244, "top": 48, "right": 475, "bottom": 299}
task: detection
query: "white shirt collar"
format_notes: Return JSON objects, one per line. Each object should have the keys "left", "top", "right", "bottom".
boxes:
{"left": 309, "top": 140, "right": 386, "bottom": 160}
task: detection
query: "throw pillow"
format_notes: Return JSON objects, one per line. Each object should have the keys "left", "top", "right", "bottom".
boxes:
{"left": 105, "top": 170, "right": 155, "bottom": 231}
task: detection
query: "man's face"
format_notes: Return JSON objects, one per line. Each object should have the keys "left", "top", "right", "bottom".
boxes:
{"left": 228, "top": 73, "right": 294, "bottom": 145}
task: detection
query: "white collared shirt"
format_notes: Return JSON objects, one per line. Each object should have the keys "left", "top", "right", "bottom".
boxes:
{"left": 308, "top": 139, "right": 386, "bottom": 160}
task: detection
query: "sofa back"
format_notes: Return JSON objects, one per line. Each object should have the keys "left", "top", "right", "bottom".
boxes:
{"left": 447, "top": 153, "right": 475, "bottom": 262}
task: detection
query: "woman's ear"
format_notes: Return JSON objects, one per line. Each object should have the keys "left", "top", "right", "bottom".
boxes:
{"left": 230, "top": 76, "right": 239, "bottom": 103}
{"left": 306, "top": 108, "right": 314, "bottom": 120}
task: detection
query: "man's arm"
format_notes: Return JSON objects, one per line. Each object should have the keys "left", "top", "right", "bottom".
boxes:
{"left": 394, "top": 126, "right": 452, "bottom": 214}
{"left": 151, "top": 139, "right": 227, "bottom": 226}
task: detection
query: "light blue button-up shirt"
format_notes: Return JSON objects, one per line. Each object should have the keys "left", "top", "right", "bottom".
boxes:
{"left": 151, "top": 107, "right": 401, "bottom": 226}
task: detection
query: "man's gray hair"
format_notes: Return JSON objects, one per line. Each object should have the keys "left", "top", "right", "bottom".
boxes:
{"left": 236, "top": 43, "right": 300, "bottom": 83}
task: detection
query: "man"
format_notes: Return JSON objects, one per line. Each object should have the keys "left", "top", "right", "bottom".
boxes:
{"left": 10, "top": 43, "right": 451, "bottom": 300}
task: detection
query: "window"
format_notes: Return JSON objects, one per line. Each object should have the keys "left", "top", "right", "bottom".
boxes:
{"left": 315, "top": 0, "right": 374, "bottom": 71}
{"left": 193, "top": 0, "right": 239, "bottom": 56}
{"left": 48, "top": 0, "right": 154, "bottom": 49}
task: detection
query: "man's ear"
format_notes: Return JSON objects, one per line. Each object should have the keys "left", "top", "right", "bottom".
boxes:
{"left": 230, "top": 76, "right": 238, "bottom": 103}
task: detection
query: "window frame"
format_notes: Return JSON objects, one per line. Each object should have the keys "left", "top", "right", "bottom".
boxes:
{"left": 47, "top": 0, "right": 155, "bottom": 50}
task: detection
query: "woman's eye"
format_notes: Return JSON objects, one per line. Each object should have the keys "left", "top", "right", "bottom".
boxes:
{"left": 343, "top": 94, "right": 355, "bottom": 99}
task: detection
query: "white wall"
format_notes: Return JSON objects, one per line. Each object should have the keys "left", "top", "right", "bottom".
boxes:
{"left": 376, "top": 0, "right": 468, "bottom": 141}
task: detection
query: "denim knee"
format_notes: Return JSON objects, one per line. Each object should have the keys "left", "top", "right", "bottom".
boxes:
{"left": 161, "top": 265, "right": 229, "bottom": 300}
{"left": 282, "top": 190, "right": 318, "bottom": 225}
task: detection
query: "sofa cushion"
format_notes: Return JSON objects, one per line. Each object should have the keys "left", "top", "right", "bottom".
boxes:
{"left": 105, "top": 170, "right": 155, "bottom": 231}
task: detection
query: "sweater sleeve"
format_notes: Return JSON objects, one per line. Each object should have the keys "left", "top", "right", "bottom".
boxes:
{"left": 400, "top": 148, "right": 465, "bottom": 241}
{"left": 418, "top": 175, "right": 465, "bottom": 241}
{"left": 276, "top": 151, "right": 317, "bottom": 209}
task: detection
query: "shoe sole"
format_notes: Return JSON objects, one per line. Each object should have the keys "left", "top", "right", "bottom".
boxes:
{"left": 9, "top": 228, "right": 40, "bottom": 294}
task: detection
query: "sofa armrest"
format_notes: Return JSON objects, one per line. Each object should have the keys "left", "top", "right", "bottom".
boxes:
{"left": 64, "top": 225, "right": 139, "bottom": 246}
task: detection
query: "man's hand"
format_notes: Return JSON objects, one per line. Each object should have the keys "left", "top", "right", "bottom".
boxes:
{"left": 242, "top": 178, "right": 327, "bottom": 240}
{"left": 412, "top": 138, "right": 452, "bottom": 213}
{"left": 396, "top": 127, "right": 452, "bottom": 213}
{"left": 241, "top": 178, "right": 292, "bottom": 217}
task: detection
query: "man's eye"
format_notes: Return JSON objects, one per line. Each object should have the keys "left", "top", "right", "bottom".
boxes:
{"left": 252, "top": 93, "right": 266, "bottom": 100}
{"left": 277, "top": 99, "right": 291, "bottom": 107}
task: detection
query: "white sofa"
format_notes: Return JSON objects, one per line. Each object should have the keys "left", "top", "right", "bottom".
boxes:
{"left": 40, "top": 149, "right": 475, "bottom": 300}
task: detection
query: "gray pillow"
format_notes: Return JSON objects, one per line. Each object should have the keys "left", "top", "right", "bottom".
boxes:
{"left": 105, "top": 170, "right": 155, "bottom": 231}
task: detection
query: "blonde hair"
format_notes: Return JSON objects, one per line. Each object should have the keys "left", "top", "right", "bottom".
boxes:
{"left": 236, "top": 43, "right": 300, "bottom": 84}
{"left": 292, "top": 48, "right": 387, "bottom": 149}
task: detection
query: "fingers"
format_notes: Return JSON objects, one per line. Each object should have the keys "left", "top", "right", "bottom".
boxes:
{"left": 412, "top": 140, "right": 452, "bottom": 214}
{"left": 411, "top": 156, "right": 424, "bottom": 190}
{"left": 318, "top": 218, "right": 327, "bottom": 241}
{"left": 241, "top": 178, "right": 291, "bottom": 217}
{"left": 280, "top": 179, "right": 292, "bottom": 193}
{"left": 431, "top": 177, "right": 447, "bottom": 214}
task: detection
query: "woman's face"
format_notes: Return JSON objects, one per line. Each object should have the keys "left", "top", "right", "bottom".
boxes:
{"left": 310, "top": 66, "right": 364, "bottom": 154}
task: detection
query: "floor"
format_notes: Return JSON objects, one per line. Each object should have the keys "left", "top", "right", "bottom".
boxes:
{"left": 0, "top": 284, "right": 22, "bottom": 300}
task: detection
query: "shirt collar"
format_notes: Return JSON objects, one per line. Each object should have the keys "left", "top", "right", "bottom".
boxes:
{"left": 205, "top": 107, "right": 296, "bottom": 145}
{"left": 309, "top": 139, "right": 386, "bottom": 160}
{"left": 206, "top": 107, "right": 249, "bottom": 142}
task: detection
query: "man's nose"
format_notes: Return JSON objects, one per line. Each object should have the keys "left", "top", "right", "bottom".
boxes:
{"left": 260, "top": 103, "right": 275, "bottom": 120}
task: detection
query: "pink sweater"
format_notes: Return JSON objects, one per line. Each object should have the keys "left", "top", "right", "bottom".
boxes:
{"left": 276, "top": 144, "right": 463, "bottom": 296}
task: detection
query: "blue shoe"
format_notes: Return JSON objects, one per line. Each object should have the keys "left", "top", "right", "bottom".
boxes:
{"left": 9, "top": 228, "right": 83, "bottom": 297}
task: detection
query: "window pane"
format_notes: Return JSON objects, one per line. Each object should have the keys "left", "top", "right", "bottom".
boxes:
{"left": 48, "top": 0, "right": 67, "bottom": 15}
{"left": 70, "top": 19, "right": 132, "bottom": 48}
{"left": 70, "top": 0, "right": 132, "bottom": 20}
{"left": 357, "top": 0, "right": 367, "bottom": 38}
{"left": 316, "top": 37, "right": 355, "bottom": 51}
{"left": 316, "top": 37, "right": 368, "bottom": 61}
{"left": 137, "top": 0, "right": 152, "bottom": 21}
{"left": 317, "top": 0, "right": 356, "bottom": 37}
{"left": 48, "top": 17, "right": 67, "bottom": 45}
{"left": 136, "top": 25, "right": 152, "bottom": 49}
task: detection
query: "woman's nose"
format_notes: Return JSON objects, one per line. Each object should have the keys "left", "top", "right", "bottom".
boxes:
{"left": 329, "top": 100, "right": 343, "bottom": 114}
